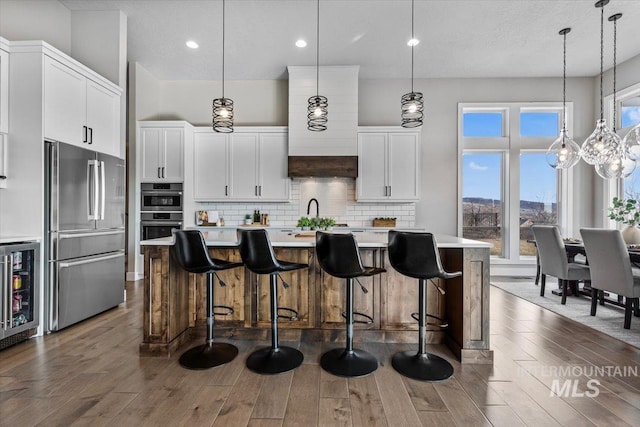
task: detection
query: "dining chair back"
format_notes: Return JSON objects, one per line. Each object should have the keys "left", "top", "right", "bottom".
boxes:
{"left": 580, "top": 228, "right": 640, "bottom": 329}
{"left": 532, "top": 225, "right": 590, "bottom": 303}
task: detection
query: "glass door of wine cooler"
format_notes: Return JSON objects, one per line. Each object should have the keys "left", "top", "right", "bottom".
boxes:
{"left": 1, "top": 242, "right": 39, "bottom": 341}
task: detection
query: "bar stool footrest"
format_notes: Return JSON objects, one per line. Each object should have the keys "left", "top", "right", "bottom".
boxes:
{"left": 213, "top": 305, "right": 234, "bottom": 316}
{"left": 277, "top": 307, "right": 298, "bottom": 320}
{"left": 341, "top": 311, "right": 374, "bottom": 325}
{"left": 411, "top": 312, "right": 448, "bottom": 328}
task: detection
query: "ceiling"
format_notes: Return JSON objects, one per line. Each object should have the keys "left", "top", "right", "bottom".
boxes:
{"left": 60, "top": 0, "right": 640, "bottom": 81}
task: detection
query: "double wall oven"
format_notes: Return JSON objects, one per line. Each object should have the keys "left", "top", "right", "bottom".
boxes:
{"left": 140, "top": 183, "right": 183, "bottom": 241}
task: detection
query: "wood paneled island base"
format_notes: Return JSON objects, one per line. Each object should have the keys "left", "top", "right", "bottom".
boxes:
{"left": 140, "top": 231, "right": 493, "bottom": 364}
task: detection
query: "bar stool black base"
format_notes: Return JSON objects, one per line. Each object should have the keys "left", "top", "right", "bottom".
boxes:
{"left": 246, "top": 346, "right": 304, "bottom": 374}
{"left": 321, "top": 348, "right": 378, "bottom": 377}
{"left": 392, "top": 351, "right": 453, "bottom": 381}
{"left": 179, "top": 342, "right": 239, "bottom": 370}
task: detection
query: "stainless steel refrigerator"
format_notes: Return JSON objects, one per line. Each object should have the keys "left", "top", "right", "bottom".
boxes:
{"left": 45, "top": 141, "right": 125, "bottom": 331}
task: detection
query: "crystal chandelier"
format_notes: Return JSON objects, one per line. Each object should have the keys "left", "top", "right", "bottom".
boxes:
{"left": 546, "top": 28, "right": 580, "bottom": 169}
{"left": 594, "top": 12, "right": 635, "bottom": 179}
{"left": 581, "top": 0, "right": 619, "bottom": 166}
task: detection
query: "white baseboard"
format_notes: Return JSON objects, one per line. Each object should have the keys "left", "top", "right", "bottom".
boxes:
{"left": 126, "top": 271, "right": 144, "bottom": 281}
{"left": 490, "top": 264, "right": 536, "bottom": 277}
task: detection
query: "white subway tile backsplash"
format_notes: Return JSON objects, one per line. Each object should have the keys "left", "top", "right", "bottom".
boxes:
{"left": 197, "top": 179, "right": 415, "bottom": 227}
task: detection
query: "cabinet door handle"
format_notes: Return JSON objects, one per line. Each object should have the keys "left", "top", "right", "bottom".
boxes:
{"left": 88, "top": 127, "right": 93, "bottom": 144}
{"left": 259, "top": 185, "right": 262, "bottom": 196}
{"left": 162, "top": 167, "right": 165, "bottom": 178}
{"left": 384, "top": 186, "right": 388, "bottom": 196}
{"left": 158, "top": 167, "right": 161, "bottom": 178}
{"left": 255, "top": 185, "right": 258, "bottom": 196}
{"left": 225, "top": 185, "right": 228, "bottom": 196}
{"left": 389, "top": 186, "right": 391, "bottom": 197}
{"left": 83, "top": 126, "right": 88, "bottom": 143}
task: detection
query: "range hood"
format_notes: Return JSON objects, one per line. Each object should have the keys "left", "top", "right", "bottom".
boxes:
{"left": 287, "top": 66, "right": 359, "bottom": 177}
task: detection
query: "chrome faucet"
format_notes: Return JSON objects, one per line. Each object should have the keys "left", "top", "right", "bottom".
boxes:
{"left": 307, "top": 198, "right": 319, "bottom": 217}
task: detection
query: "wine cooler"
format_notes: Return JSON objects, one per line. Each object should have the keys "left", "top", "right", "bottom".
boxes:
{"left": 0, "top": 241, "right": 39, "bottom": 349}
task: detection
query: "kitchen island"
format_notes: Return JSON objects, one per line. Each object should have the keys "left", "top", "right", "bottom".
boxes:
{"left": 140, "top": 230, "right": 493, "bottom": 364}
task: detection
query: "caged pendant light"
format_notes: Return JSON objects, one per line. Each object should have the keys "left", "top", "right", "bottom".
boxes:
{"left": 595, "top": 12, "right": 636, "bottom": 179}
{"left": 581, "top": 0, "right": 619, "bottom": 165}
{"left": 307, "top": 0, "right": 328, "bottom": 131}
{"left": 212, "top": 0, "right": 234, "bottom": 133}
{"left": 401, "top": 0, "right": 423, "bottom": 128}
{"left": 546, "top": 28, "right": 580, "bottom": 169}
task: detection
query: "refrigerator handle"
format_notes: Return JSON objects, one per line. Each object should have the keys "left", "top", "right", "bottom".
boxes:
{"left": 7, "top": 254, "right": 13, "bottom": 329}
{"left": 100, "top": 161, "right": 106, "bottom": 220}
{"left": 86, "top": 160, "right": 94, "bottom": 219}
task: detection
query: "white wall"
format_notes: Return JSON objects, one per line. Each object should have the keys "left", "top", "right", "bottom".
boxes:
{"left": 0, "top": 0, "right": 71, "bottom": 54}
{"left": 157, "top": 79, "right": 288, "bottom": 126}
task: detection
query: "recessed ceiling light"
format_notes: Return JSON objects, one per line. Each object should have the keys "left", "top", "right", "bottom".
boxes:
{"left": 186, "top": 40, "right": 199, "bottom": 49}
{"left": 407, "top": 38, "right": 419, "bottom": 47}
{"left": 295, "top": 39, "right": 307, "bottom": 48}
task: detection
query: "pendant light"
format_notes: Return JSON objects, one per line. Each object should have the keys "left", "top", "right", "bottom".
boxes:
{"left": 401, "top": 0, "right": 423, "bottom": 128}
{"left": 595, "top": 12, "right": 636, "bottom": 179}
{"left": 581, "top": 0, "right": 619, "bottom": 165}
{"left": 212, "top": 0, "right": 233, "bottom": 133}
{"left": 307, "top": 0, "right": 328, "bottom": 131}
{"left": 546, "top": 28, "right": 580, "bottom": 169}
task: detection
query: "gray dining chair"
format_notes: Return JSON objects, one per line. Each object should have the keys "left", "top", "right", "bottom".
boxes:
{"left": 580, "top": 228, "right": 640, "bottom": 329}
{"left": 532, "top": 225, "right": 590, "bottom": 304}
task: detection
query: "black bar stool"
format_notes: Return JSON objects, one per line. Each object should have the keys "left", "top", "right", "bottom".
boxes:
{"left": 237, "top": 229, "right": 307, "bottom": 374}
{"left": 172, "top": 230, "right": 243, "bottom": 370}
{"left": 387, "top": 230, "right": 460, "bottom": 381}
{"left": 316, "top": 232, "right": 386, "bottom": 377}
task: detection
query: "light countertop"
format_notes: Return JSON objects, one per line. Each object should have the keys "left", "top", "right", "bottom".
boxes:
{"left": 141, "top": 230, "right": 491, "bottom": 249}
{"left": 0, "top": 236, "right": 41, "bottom": 245}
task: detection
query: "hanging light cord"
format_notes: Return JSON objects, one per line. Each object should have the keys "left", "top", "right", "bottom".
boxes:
{"left": 411, "top": 0, "right": 415, "bottom": 93}
{"left": 599, "top": 4, "right": 604, "bottom": 121}
{"left": 562, "top": 31, "right": 567, "bottom": 129}
{"left": 316, "top": 0, "right": 320, "bottom": 97}
{"left": 612, "top": 15, "right": 617, "bottom": 132}
{"left": 222, "top": 0, "right": 226, "bottom": 99}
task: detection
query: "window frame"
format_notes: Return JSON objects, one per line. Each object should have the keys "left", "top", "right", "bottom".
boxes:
{"left": 458, "top": 102, "right": 572, "bottom": 264}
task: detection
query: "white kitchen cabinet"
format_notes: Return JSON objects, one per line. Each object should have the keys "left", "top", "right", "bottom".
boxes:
{"left": 43, "top": 56, "right": 120, "bottom": 156}
{"left": 357, "top": 127, "right": 420, "bottom": 202}
{"left": 192, "top": 128, "right": 289, "bottom": 202}
{"left": 0, "top": 44, "right": 8, "bottom": 134}
{"left": 140, "top": 125, "right": 184, "bottom": 182}
{"left": 193, "top": 131, "right": 228, "bottom": 200}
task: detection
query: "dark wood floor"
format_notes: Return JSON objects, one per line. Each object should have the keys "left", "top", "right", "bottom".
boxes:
{"left": 1, "top": 280, "right": 639, "bottom": 426}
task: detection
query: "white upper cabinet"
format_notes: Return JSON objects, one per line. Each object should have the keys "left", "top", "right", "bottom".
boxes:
{"left": 230, "top": 133, "right": 259, "bottom": 199}
{"left": 192, "top": 128, "right": 290, "bottom": 202}
{"left": 258, "top": 133, "right": 289, "bottom": 201}
{"left": 44, "top": 56, "right": 121, "bottom": 156}
{"left": 0, "top": 45, "right": 8, "bottom": 134}
{"left": 140, "top": 125, "right": 184, "bottom": 182}
{"left": 193, "top": 131, "right": 228, "bottom": 200}
{"left": 357, "top": 127, "right": 420, "bottom": 202}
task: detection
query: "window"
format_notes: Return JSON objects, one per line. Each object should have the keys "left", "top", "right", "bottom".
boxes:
{"left": 520, "top": 111, "right": 560, "bottom": 137}
{"left": 520, "top": 153, "right": 558, "bottom": 256}
{"left": 459, "top": 103, "right": 568, "bottom": 263}
{"left": 621, "top": 97, "right": 640, "bottom": 128}
{"left": 462, "top": 153, "right": 503, "bottom": 256}
{"left": 463, "top": 112, "right": 504, "bottom": 137}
